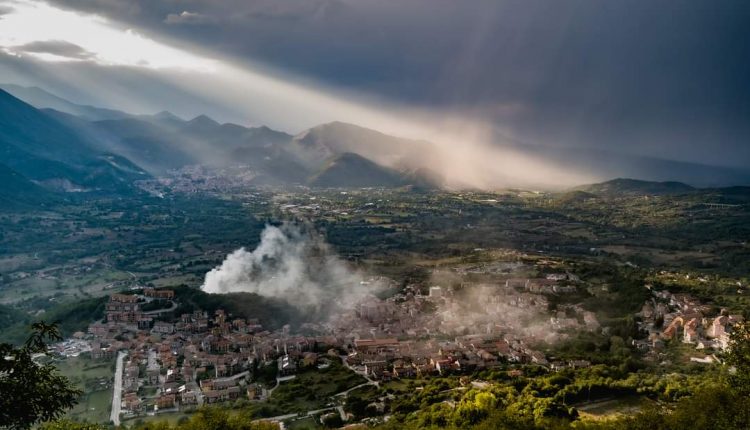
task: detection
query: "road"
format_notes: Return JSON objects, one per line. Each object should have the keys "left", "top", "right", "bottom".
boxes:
{"left": 256, "top": 404, "right": 347, "bottom": 424}
{"left": 143, "top": 300, "right": 177, "bottom": 315}
{"left": 110, "top": 351, "right": 127, "bottom": 426}
{"left": 257, "top": 406, "right": 338, "bottom": 422}
{"left": 340, "top": 355, "right": 379, "bottom": 387}
{"left": 334, "top": 381, "right": 377, "bottom": 397}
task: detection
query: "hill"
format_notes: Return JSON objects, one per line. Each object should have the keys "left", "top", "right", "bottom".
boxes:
{"left": 56, "top": 109, "right": 305, "bottom": 181}
{"left": 0, "top": 89, "right": 148, "bottom": 195}
{"left": 576, "top": 178, "right": 696, "bottom": 196}
{"left": 0, "top": 163, "right": 57, "bottom": 210}
{"left": 291, "top": 121, "right": 429, "bottom": 169}
{"left": 512, "top": 142, "right": 750, "bottom": 188}
{"left": 553, "top": 190, "right": 597, "bottom": 205}
{"left": 0, "top": 83, "right": 130, "bottom": 121}
{"left": 308, "top": 152, "right": 408, "bottom": 188}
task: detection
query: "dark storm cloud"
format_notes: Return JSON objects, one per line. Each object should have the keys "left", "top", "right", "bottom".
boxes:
{"left": 33, "top": 0, "right": 750, "bottom": 166}
{"left": 164, "top": 11, "right": 215, "bottom": 25}
{"left": 15, "top": 40, "right": 96, "bottom": 60}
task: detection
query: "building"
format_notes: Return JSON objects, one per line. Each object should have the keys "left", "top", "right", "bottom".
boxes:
{"left": 354, "top": 338, "right": 400, "bottom": 356}
{"left": 144, "top": 288, "right": 175, "bottom": 300}
{"left": 278, "top": 355, "right": 297, "bottom": 376}
{"left": 364, "top": 360, "right": 387, "bottom": 377}
{"left": 106, "top": 294, "right": 142, "bottom": 325}
{"left": 153, "top": 321, "right": 175, "bottom": 334}
{"left": 123, "top": 393, "right": 143, "bottom": 413}
{"left": 156, "top": 394, "right": 176, "bottom": 410}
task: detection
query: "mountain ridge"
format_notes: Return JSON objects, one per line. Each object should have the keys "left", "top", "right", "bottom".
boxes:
{"left": 0, "top": 89, "right": 149, "bottom": 197}
{"left": 575, "top": 178, "right": 696, "bottom": 196}
{"left": 3, "top": 84, "right": 750, "bottom": 191}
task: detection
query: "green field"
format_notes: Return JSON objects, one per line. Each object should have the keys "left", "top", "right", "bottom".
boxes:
{"left": 263, "top": 361, "right": 366, "bottom": 414}
{"left": 54, "top": 356, "right": 115, "bottom": 424}
{"left": 285, "top": 416, "right": 321, "bottom": 429}
{"left": 576, "top": 395, "right": 649, "bottom": 419}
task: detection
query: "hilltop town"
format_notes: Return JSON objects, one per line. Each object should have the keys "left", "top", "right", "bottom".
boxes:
{"left": 44, "top": 257, "right": 744, "bottom": 428}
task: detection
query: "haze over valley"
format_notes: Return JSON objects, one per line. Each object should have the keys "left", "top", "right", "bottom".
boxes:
{"left": 1, "top": 2, "right": 750, "bottom": 430}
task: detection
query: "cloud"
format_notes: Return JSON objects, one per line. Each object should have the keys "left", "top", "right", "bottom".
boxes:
{"left": 0, "top": 1, "right": 216, "bottom": 70}
{"left": 15, "top": 40, "right": 95, "bottom": 61}
{"left": 39, "top": 0, "right": 142, "bottom": 17}
{"left": 0, "top": 4, "right": 14, "bottom": 16}
{"left": 164, "top": 11, "right": 215, "bottom": 25}
{"left": 242, "top": 0, "right": 340, "bottom": 21}
{"left": 9, "top": 0, "right": 750, "bottom": 169}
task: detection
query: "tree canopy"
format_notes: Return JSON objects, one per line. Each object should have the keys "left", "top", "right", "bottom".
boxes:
{"left": 0, "top": 322, "right": 82, "bottom": 429}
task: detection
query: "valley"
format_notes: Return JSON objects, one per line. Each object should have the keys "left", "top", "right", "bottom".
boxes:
{"left": 0, "top": 86, "right": 748, "bottom": 430}
{"left": 2, "top": 178, "right": 749, "bottom": 429}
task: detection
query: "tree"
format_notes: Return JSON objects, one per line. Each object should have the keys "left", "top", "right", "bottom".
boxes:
{"left": 321, "top": 412, "right": 344, "bottom": 428}
{"left": 726, "top": 321, "right": 750, "bottom": 395}
{"left": 38, "top": 420, "right": 106, "bottom": 430}
{"left": 132, "top": 407, "right": 280, "bottom": 429}
{"left": 0, "top": 322, "right": 82, "bottom": 429}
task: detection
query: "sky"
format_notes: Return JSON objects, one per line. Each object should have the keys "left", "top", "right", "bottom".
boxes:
{"left": 0, "top": 0, "right": 748, "bottom": 169}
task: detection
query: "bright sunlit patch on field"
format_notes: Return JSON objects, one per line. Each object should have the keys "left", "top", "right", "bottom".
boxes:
{"left": 0, "top": 0, "right": 216, "bottom": 71}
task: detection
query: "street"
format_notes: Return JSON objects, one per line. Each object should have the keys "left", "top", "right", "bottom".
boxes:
{"left": 110, "top": 351, "right": 127, "bottom": 426}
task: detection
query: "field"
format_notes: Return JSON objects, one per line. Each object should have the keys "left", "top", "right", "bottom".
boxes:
{"left": 284, "top": 416, "right": 321, "bottom": 429}
{"left": 576, "top": 395, "right": 648, "bottom": 420}
{"left": 123, "top": 411, "right": 192, "bottom": 427}
{"left": 53, "top": 356, "right": 115, "bottom": 424}
{"left": 262, "top": 360, "right": 366, "bottom": 414}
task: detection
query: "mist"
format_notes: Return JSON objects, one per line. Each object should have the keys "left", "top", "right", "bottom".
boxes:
{"left": 3, "top": 0, "right": 749, "bottom": 189}
{"left": 201, "top": 223, "right": 380, "bottom": 314}
{"left": 0, "top": 0, "right": 598, "bottom": 190}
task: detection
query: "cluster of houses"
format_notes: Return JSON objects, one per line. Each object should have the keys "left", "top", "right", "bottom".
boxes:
{"left": 637, "top": 289, "right": 744, "bottom": 357}
{"left": 329, "top": 273, "right": 599, "bottom": 381}
{"left": 81, "top": 271, "right": 743, "bottom": 422}
{"left": 87, "top": 292, "right": 285, "bottom": 418}
{"left": 82, "top": 274, "right": 597, "bottom": 420}
{"left": 346, "top": 333, "right": 560, "bottom": 381}
{"left": 330, "top": 275, "right": 602, "bottom": 380}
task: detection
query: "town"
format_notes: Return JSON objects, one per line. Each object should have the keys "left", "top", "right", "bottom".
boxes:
{"left": 45, "top": 261, "right": 743, "bottom": 427}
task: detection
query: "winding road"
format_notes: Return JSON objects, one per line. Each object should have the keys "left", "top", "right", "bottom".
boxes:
{"left": 143, "top": 300, "right": 178, "bottom": 315}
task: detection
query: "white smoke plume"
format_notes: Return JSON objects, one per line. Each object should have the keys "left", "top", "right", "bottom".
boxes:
{"left": 201, "top": 223, "right": 378, "bottom": 312}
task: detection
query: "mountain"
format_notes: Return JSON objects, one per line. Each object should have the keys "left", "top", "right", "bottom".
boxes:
{"left": 4, "top": 84, "right": 749, "bottom": 190}
{"left": 291, "top": 122, "right": 443, "bottom": 187}
{"left": 308, "top": 152, "right": 409, "bottom": 188}
{"left": 0, "top": 83, "right": 130, "bottom": 121}
{"left": 291, "top": 121, "right": 430, "bottom": 169}
{"left": 55, "top": 114, "right": 432, "bottom": 187}
{"left": 50, "top": 106, "right": 307, "bottom": 183}
{"left": 577, "top": 178, "right": 696, "bottom": 196}
{"left": 0, "top": 89, "right": 148, "bottom": 194}
{"left": 0, "top": 163, "right": 56, "bottom": 210}
{"left": 89, "top": 117, "right": 196, "bottom": 173}
{"left": 147, "top": 110, "right": 184, "bottom": 128}
{"left": 186, "top": 114, "right": 221, "bottom": 130}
